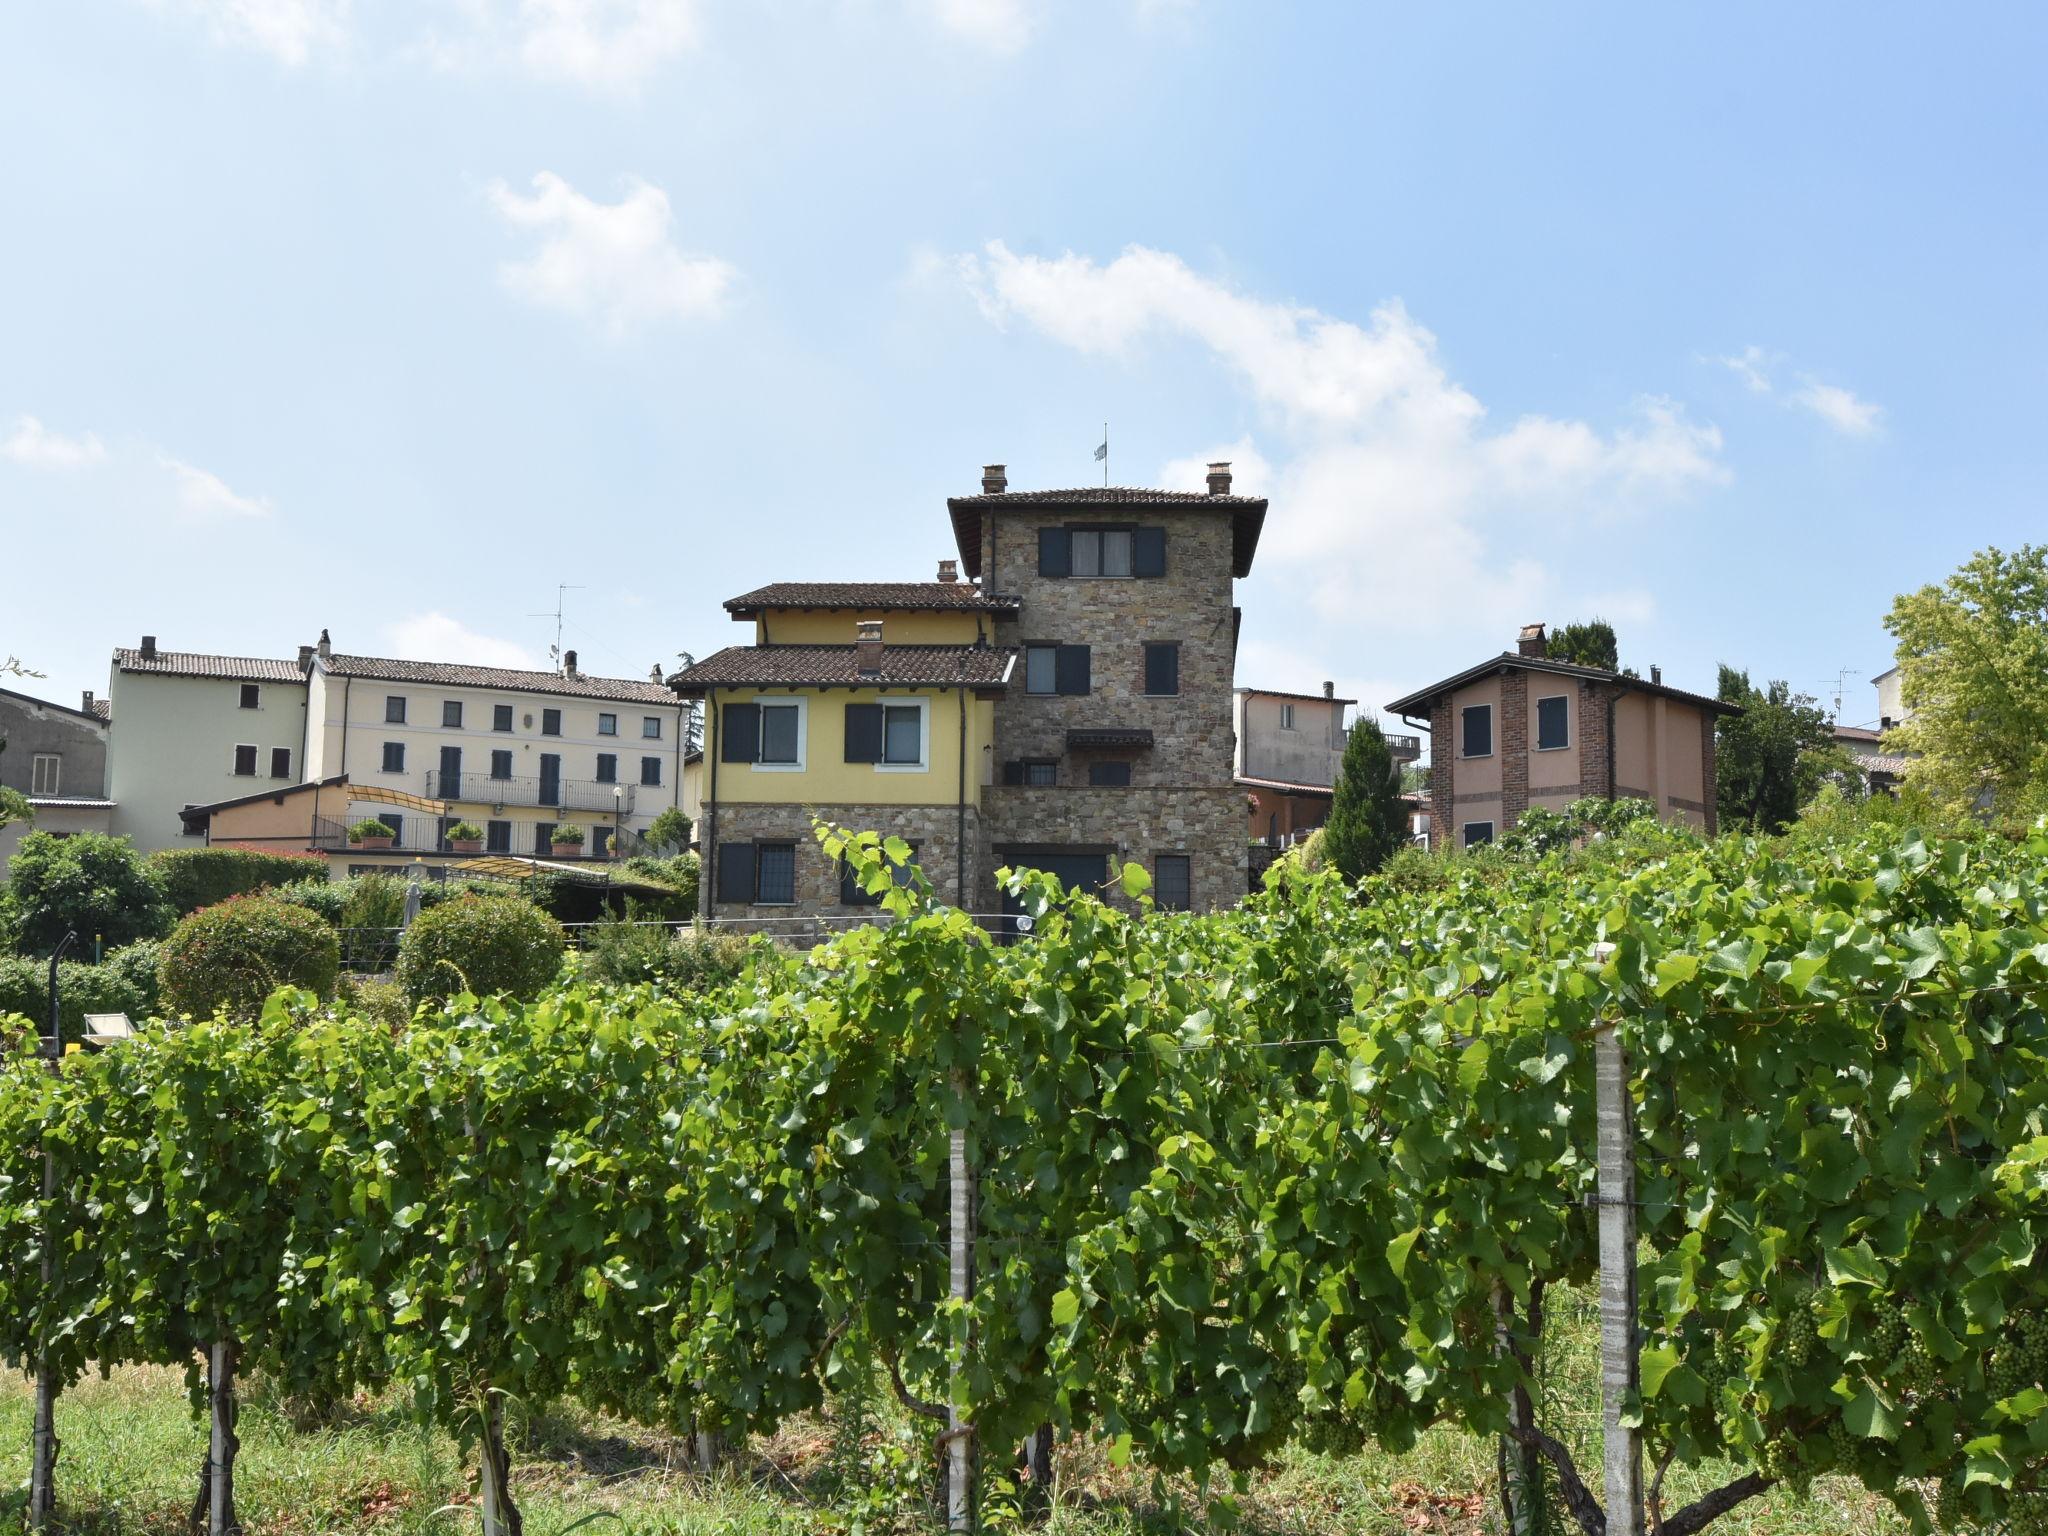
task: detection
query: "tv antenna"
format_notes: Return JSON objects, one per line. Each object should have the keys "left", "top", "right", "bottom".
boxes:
{"left": 529, "top": 585, "right": 586, "bottom": 669}
{"left": 1826, "top": 666, "right": 1860, "bottom": 721}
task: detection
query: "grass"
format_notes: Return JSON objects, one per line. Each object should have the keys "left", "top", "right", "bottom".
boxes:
{"left": 0, "top": 1294, "right": 1915, "bottom": 1535}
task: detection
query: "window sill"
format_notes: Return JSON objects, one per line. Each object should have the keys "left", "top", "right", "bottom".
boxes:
{"left": 875, "top": 763, "right": 930, "bottom": 774}
{"left": 754, "top": 762, "right": 806, "bottom": 772}
{"left": 1458, "top": 753, "right": 1495, "bottom": 761}
{"left": 1534, "top": 743, "right": 1572, "bottom": 753}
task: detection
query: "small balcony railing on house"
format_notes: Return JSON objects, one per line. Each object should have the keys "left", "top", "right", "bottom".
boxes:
{"left": 424, "top": 769, "right": 636, "bottom": 814}
{"left": 1384, "top": 733, "right": 1423, "bottom": 762}
{"left": 310, "top": 814, "right": 619, "bottom": 859}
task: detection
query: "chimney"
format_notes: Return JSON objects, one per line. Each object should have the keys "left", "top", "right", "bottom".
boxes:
{"left": 316, "top": 628, "right": 331, "bottom": 661}
{"left": 1516, "top": 623, "right": 1547, "bottom": 659}
{"left": 1206, "top": 461, "right": 1232, "bottom": 496}
{"left": 937, "top": 558, "right": 959, "bottom": 583}
{"left": 1650, "top": 664, "right": 1662, "bottom": 685}
{"left": 981, "top": 463, "right": 1007, "bottom": 494}
{"left": 1322, "top": 680, "right": 1334, "bottom": 698}
{"left": 650, "top": 662, "right": 665, "bottom": 683}
{"left": 140, "top": 634, "right": 157, "bottom": 660}
{"left": 297, "top": 644, "right": 314, "bottom": 669}
{"left": 81, "top": 690, "right": 94, "bottom": 714}
{"left": 563, "top": 649, "right": 579, "bottom": 676}
{"left": 855, "top": 620, "right": 884, "bottom": 676}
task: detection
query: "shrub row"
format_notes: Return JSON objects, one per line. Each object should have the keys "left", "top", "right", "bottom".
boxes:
{"left": 145, "top": 847, "right": 330, "bottom": 915}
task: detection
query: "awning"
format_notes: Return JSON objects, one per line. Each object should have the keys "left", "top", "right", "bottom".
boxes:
{"left": 1066, "top": 728, "right": 1155, "bottom": 751}
{"left": 348, "top": 785, "right": 449, "bottom": 814}
{"left": 448, "top": 855, "right": 685, "bottom": 895}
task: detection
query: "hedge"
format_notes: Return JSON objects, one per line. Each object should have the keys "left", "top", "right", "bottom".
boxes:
{"left": 146, "top": 847, "right": 332, "bottom": 915}
{"left": 157, "top": 894, "right": 341, "bottom": 1022}
{"left": 397, "top": 894, "right": 567, "bottom": 1005}
{"left": 0, "top": 953, "right": 154, "bottom": 1038}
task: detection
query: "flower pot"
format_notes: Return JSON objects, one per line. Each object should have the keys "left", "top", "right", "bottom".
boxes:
{"left": 551, "top": 841, "right": 584, "bottom": 855}
{"left": 356, "top": 835, "right": 393, "bottom": 850}
{"left": 450, "top": 839, "right": 483, "bottom": 854}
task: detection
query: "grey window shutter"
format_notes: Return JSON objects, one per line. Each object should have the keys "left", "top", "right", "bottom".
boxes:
{"left": 1038, "top": 527, "right": 1071, "bottom": 577}
{"left": 715, "top": 841, "right": 755, "bottom": 903}
{"left": 722, "top": 702, "right": 760, "bottom": 763}
{"left": 1133, "top": 527, "right": 1166, "bottom": 578}
{"left": 1003, "top": 759, "right": 1025, "bottom": 786}
{"left": 1055, "top": 644, "right": 1091, "bottom": 696}
{"left": 844, "top": 702, "right": 884, "bottom": 762}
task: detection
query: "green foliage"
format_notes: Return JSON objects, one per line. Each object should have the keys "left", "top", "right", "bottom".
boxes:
{"left": 581, "top": 914, "right": 752, "bottom": 992}
{"left": 623, "top": 852, "right": 701, "bottom": 916}
{"left": 395, "top": 893, "right": 567, "bottom": 1004}
{"left": 1321, "top": 717, "right": 1407, "bottom": 881}
{"left": 7, "top": 816, "right": 2048, "bottom": 1536}
{"left": 6, "top": 829, "right": 173, "bottom": 954}
{"left": 347, "top": 820, "right": 395, "bottom": 844}
{"left": 549, "top": 824, "right": 586, "bottom": 845}
{"left": 145, "top": 846, "right": 331, "bottom": 915}
{"left": 0, "top": 953, "right": 155, "bottom": 1036}
{"left": 645, "top": 806, "right": 693, "bottom": 854}
{"left": 0, "top": 784, "right": 31, "bottom": 833}
{"left": 335, "top": 973, "right": 412, "bottom": 1029}
{"left": 1885, "top": 542, "right": 2048, "bottom": 817}
{"left": 97, "top": 939, "right": 163, "bottom": 1017}
{"left": 271, "top": 877, "right": 348, "bottom": 923}
{"left": 444, "top": 821, "right": 485, "bottom": 842}
{"left": 1715, "top": 666, "right": 1852, "bottom": 833}
{"left": 1548, "top": 618, "right": 1619, "bottom": 670}
{"left": 1498, "top": 795, "right": 1662, "bottom": 858}
{"left": 157, "top": 894, "right": 341, "bottom": 1021}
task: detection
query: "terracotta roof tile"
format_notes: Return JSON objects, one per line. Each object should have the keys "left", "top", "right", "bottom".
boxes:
{"left": 670, "top": 644, "right": 1015, "bottom": 693}
{"left": 322, "top": 653, "right": 676, "bottom": 705}
{"left": 113, "top": 648, "right": 304, "bottom": 683}
{"left": 1386, "top": 654, "right": 1739, "bottom": 719}
{"left": 724, "top": 582, "right": 1020, "bottom": 615}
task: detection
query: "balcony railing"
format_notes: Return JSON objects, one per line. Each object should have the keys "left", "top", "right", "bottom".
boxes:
{"left": 1385, "top": 733, "right": 1423, "bottom": 761}
{"left": 311, "top": 814, "right": 622, "bottom": 859}
{"left": 425, "top": 768, "right": 636, "bottom": 814}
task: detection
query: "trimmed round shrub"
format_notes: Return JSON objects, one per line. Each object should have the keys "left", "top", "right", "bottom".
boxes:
{"left": 396, "top": 893, "right": 567, "bottom": 1005}
{"left": 157, "top": 894, "right": 341, "bottom": 1022}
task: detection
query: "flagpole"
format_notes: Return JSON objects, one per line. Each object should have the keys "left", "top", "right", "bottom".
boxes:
{"left": 1103, "top": 421, "right": 1109, "bottom": 487}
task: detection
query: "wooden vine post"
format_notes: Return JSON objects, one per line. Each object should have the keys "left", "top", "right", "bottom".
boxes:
{"left": 29, "top": 933, "right": 78, "bottom": 1529}
{"left": 1592, "top": 949, "right": 1645, "bottom": 1536}
{"left": 946, "top": 1063, "right": 976, "bottom": 1533}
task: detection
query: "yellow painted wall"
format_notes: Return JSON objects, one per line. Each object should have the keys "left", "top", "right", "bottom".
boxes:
{"left": 705, "top": 686, "right": 990, "bottom": 807}
{"left": 1613, "top": 693, "right": 1711, "bottom": 827}
{"left": 750, "top": 610, "right": 993, "bottom": 646}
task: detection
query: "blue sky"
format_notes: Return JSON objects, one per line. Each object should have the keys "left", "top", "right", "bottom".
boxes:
{"left": 3, "top": 2, "right": 2042, "bottom": 739}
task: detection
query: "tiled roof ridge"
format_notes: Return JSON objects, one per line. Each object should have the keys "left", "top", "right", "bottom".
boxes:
{"left": 324, "top": 650, "right": 664, "bottom": 691}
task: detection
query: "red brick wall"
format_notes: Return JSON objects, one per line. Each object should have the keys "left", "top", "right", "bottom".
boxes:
{"left": 1500, "top": 670, "right": 1529, "bottom": 829}
{"left": 1578, "top": 680, "right": 1612, "bottom": 800}
{"left": 1701, "top": 714, "right": 1719, "bottom": 834}
{"left": 1428, "top": 696, "right": 1453, "bottom": 849}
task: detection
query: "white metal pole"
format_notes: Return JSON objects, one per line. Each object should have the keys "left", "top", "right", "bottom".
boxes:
{"left": 1594, "top": 1010, "right": 1643, "bottom": 1536}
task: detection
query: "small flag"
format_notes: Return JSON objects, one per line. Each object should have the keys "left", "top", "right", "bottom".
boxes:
{"left": 1094, "top": 440, "right": 1108, "bottom": 462}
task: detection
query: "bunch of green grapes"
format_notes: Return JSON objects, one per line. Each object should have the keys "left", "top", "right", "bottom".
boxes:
{"left": 1990, "top": 1312, "right": 2048, "bottom": 1399}
{"left": 2005, "top": 1491, "right": 2048, "bottom": 1536}
{"left": 1895, "top": 1333, "right": 1938, "bottom": 1395}
{"left": 1781, "top": 1302, "right": 1818, "bottom": 1369}
{"left": 1864, "top": 1296, "right": 1909, "bottom": 1362}
{"left": 1758, "top": 1432, "right": 1812, "bottom": 1496}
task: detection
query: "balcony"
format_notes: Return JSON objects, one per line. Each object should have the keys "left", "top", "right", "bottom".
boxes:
{"left": 310, "top": 814, "right": 623, "bottom": 858}
{"left": 424, "top": 768, "right": 636, "bottom": 814}
{"left": 1385, "top": 733, "right": 1423, "bottom": 762}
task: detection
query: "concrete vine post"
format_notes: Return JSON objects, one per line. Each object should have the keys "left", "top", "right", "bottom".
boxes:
{"left": 196, "top": 1337, "right": 241, "bottom": 1536}
{"left": 946, "top": 1064, "right": 976, "bottom": 1533}
{"left": 1593, "top": 956, "right": 1645, "bottom": 1536}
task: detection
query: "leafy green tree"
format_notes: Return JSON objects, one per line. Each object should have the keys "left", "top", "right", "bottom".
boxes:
{"left": 1548, "top": 618, "right": 1619, "bottom": 670}
{"left": 0, "top": 786, "right": 30, "bottom": 835}
{"left": 645, "top": 806, "right": 693, "bottom": 854}
{"left": 1713, "top": 666, "right": 1850, "bottom": 833}
{"left": 1321, "top": 717, "right": 1408, "bottom": 881}
{"left": 1884, "top": 543, "right": 2048, "bottom": 816}
{"left": 7, "top": 830, "right": 173, "bottom": 955}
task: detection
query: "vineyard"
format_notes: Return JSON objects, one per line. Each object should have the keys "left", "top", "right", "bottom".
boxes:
{"left": 5, "top": 819, "right": 2048, "bottom": 1534}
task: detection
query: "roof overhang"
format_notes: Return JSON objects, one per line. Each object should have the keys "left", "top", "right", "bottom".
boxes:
{"left": 1385, "top": 655, "right": 1743, "bottom": 720}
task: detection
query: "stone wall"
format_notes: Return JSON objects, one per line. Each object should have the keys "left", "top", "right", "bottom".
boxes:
{"left": 701, "top": 801, "right": 981, "bottom": 929}
{"left": 0, "top": 692, "right": 107, "bottom": 799}
{"left": 979, "top": 784, "right": 1247, "bottom": 913}
{"left": 982, "top": 508, "right": 1238, "bottom": 786}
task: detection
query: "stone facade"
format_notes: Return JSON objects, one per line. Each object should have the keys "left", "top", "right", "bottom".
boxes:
{"left": 704, "top": 800, "right": 981, "bottom": 933}
{"left": 977, "top": 502, "right": 1248, "bottom": 908}
{"left": 0, "top": 688, "right": 108, "bottom": 801}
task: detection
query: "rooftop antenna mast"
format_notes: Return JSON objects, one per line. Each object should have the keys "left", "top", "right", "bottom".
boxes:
{"left": 1828, "top": 666, "right": 1860, "bottom": 721}
{"left": 529, "top": 585, "right": 585, "bottom": 671}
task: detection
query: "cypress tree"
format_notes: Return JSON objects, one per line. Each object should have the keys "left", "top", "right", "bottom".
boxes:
{"left": 1321, "top": 717, "right": 1407, "bottom": 882}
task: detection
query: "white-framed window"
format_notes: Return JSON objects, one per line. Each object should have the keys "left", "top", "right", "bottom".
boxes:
{"left": 758, "top": 699, "right": 806, "bottom": 769}
{"left": 1463, "top": 820, "right": 1495, "bottom": 848}
{"left": 642, "top": 716, "right": 663, "bottom": 739}
{"left": 1280, "top": 702, "right": 1296, "bottom": 730}
{"left": 232, "top": 744, "right": 259, "bottom": 776}
{"left": 877, "top": 699, "right": 929, "bottom": 772}
{"left": 1536, "top": 694, "right": 1570, "bottom": 751}
{"left": 30, "top": 753, "right": 60, "bottom": 795}
{"left": 1461, "top": 703, "right": 1494, "bottom": 758}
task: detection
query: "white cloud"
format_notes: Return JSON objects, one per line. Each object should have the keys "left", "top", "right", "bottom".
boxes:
{"left": 1791, "top": 379, "right": 1883, "bottom": 438}
{"left": 956, "top": 240, "right": 1720, "bottom": 641}
{"left": 923, "top": 0, "right": 1040, "bottom": 52}
{"left": 426, "top": 0, "right": 701, "bottom": 90}
{"left": 1715, "top": 345, "right": 1775, "bottom": 394}
{"left": 1, "top": 416, "right": 106, "bottom": 470}
{"left": 384, "top": 613, "right": 542, "bottom": 670}
{"left": 159, "top": 455, "right": 272, "bottom": 518}
{"left": 145, "top": 0, "right": 350, "bottom": 65}
{"left": 489, "top": 172, "right": 736, "bottom": 337}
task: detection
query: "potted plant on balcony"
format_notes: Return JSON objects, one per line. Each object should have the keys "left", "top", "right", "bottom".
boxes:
{"left": 447, "top": 821, "right": 486, "bottom": 854}
{"left": 550, "top": 824, "right": 586, "bottom": 855}
{"left": 349, "top": 819, "right": 396, "bottom": 851}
